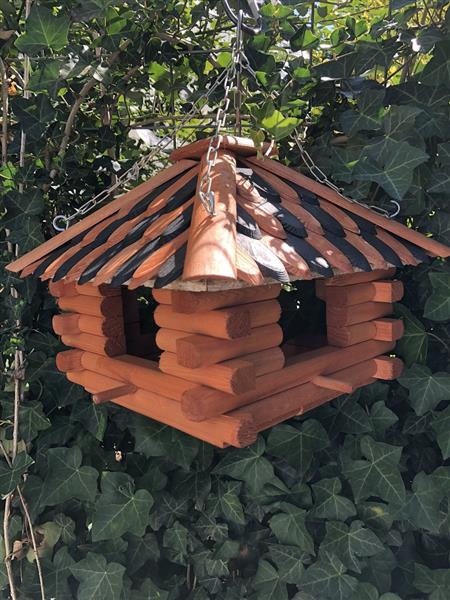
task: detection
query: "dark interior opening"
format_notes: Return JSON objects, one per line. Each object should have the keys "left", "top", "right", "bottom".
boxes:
{"left": 279, "top": 280, "right": 327, "bottom": 357}
{"left": 121, "top": 286, "right": 160, "bottom": 360}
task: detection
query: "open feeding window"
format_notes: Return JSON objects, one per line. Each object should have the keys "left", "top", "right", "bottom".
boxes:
{"left": 280, "top": 281, "right": 327, "bottom": 356}
{"left": 121, "top": 287, "right": 159, "bottom": 360}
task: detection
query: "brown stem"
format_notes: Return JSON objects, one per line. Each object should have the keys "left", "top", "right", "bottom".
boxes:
{"left": 0, "top": 58, "right": 8, "bottom": 166}
{"left": 50, "top": 41, "right": 131, "bottom": 178}
{"left": 0, "top": 442, "right": 45, "bottom": 600}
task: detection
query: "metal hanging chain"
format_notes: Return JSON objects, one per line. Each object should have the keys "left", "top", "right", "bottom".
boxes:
{"left": 52, "top": 65, "right": 233, "bottom": 231}
{"left": 291, "top": 133, "right": 400, "bottom": 219}
{"left": 198, "top": 10, "right": 244, "bottom": 216}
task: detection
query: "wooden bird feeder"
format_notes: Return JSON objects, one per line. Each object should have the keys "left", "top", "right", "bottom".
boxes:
{"left": 7, "top": 136, "right": 450, "bottom": 448}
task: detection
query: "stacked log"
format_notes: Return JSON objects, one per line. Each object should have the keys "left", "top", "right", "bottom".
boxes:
{"left": 52, "top": 270, "right": 404, "bottom": 449}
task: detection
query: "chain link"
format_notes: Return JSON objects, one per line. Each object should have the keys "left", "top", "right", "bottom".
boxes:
{"left": 291, "top": 132, "right": 400, "bottom": 219}
{"left": 52, "top": 65, "right": 232, "bottom": 230}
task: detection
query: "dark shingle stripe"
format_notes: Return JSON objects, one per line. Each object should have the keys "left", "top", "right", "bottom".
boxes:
{"left": 52, "top": 174, "right": 197, "bottom": 282}
{"left": 279, "top": 178, "right": 319, "bottom": 205}
{"left": 237, "top": 204, "right": 262, "bottom": 239}
{"left": 154, "top": 243, "right": 188, "bottom": 288}
{"left": 260, "top": 201, "right": 307, "bottom": 238}
{"left": 33, "top": 232, "right": 86, "bottom": 277}
{"left": 361, "top": 232, "right": 403, "bottom": 267}
{"left": 391, "top": 234, "right": 429, "bottom": 263}
{"left": 285, "top": 233, "right": 334, "bottom": 277}
{"left": 110, "top": 205, "right": 193, "bottom": 287}
{"left": 341, "top": 208, "right": 377, "bottom": 234}
{"left": 323, "top": 232, "right": 372, "bottom": 272}
{"left": 299, "top": 201, "right": 345, "bottom": 237}
{"left": 237, "top": 233, "right": 290, "bottom": 282}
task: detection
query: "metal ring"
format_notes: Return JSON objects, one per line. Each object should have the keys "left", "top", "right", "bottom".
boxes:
{"left": 388, "top": 200, "right": 401, "bottom": 218}
{"left": 222, "top": 0, "right": 262, "bottom": 35}
{"left": 52, "top": 215, "right": 70, "bottom": 232}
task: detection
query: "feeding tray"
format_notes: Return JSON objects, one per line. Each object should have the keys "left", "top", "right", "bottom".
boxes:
{"left": 7, "top": 136, "right": 450, "bottom": 448}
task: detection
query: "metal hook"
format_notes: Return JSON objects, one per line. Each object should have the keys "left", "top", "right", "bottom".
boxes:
{"left": 52, "top": 214, "right": 70, "bottom": 232}
{"left": 222, "top": 0, "right": 262, "bottom": 35}
{"left": 369, "top": 200, "right": 401, "bottom": 219}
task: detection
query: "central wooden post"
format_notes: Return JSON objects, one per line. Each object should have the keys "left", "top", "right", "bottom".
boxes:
{"left": 152, "top": 285, "right": 284, "bottom": 396}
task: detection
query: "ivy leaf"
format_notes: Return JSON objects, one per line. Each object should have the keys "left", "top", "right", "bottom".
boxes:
{"left": 6, "top": 217, "right": 44, "bottom": 253}
{"left": 1, "top": 399, "right": 50, "bottom": 442}
{"left": 331, "top": 396, "right": 372, "bottom": 434}
{"left": 163, "top": 520, "right": 190, "bottom": 565}
{"left": 354, "top": 139, "right": 428, "bottom": 200}
{"left": 369, "top": 401, "right": 398, "bottom": 436}
{"left": 342, "top": 436, "right": 405, "bottom": 505}
{"left": 321, "top": 520, "right": 384, "bottom": 573}
{"left": 406, "top": 472, "right": 446, "bottom": 533}
{"left": 12, "top": 95, "right": 56, "bottom": 141}
{"left": 311, "top": 477, "right": 357, "bottom": 521}
{"left": 42, "top": 546, "right": 75, "bottom": 600}
{"left": 220, "top": 489, "right": 245, "bottom": 525}
{"left": 91, "top": 472, "right": 153, "bottom": 541}
{"left": 299, "top": 552, "right": 358, "bottom": 600}
{"left": 253, "top": 559, "right": 288, "bottom": 600}
{"left": 257, "top": 101, "right": 299, "bottom": 140}
{"left": 427, "top": 210, "right": 450, "bottom": 245}
{"left": 398, "top": 364, "right": 450, "bottom": 415}
{"left": 395, "top": 304, "right": 428, "bottom": 365}
{"left": 424, "top": 273, "right": 450, "bottom": 322}
{"left": 0, "top": 452, "right": 33, "bottom": 496}
{"left": 266, "top": 420, "right": 329, "bottom": 473}
{"left": 269, "top": 503, "right": 314, "bottom": 554}
{"left": 420, "top": 40, "right": 450, "bottom": 88}
{"left": 268, "top": 544, "right": 306, "bottom": 584}
{"left": 130, "top": 579, "right": 169, "bottom": 600}
{"left": 414, "top": 563, "right": 450, "bottom": 600}
{"left": 70, "top": 552, "right": 125, "bottom": 600}
{"left": 15, "top": 5, "right": 69, "bottom": 53}
{"left": 432, "top": 405, "right": 450, "bottom": 459}
{"left": 126, "top": 533, "right": 159, "bottom": 575}
{"left": 340, "top": 89, "right": 385, "bottom": 135}
{"left": 213, "top": 438, "right": 274, "bottom": 494}
{"left": 44, "top": 447, "right": 99, "bottom": 506}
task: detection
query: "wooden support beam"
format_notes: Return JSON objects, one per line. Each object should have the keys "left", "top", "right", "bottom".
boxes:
{"left": 322, "top": 268, "right": 396, "bottom": 287}
{"left": 61, "top": 333, "right": 126, "bottom": 357}
{"left": 56, "top": 349, "right": 83, "bottom": 372}
{"left": 183, "top": 150, "right": 237, "bottom": 281}
{"left": 311, "top": 375, "right": 354, "bottom": 394}
{"left": 327, "top": 302, "right": 393, "bottom": 327}
{"left": 152, "top": 284, "right": 281, "bottom": 313}
{"left": 174, "top": 324, "right": 283, "bottom": 368}
{"left": 373, "top": 356, "right": 404, "bottom": 379}
{"left": 112, "top": 388, "right": 257, "bottom": 448}
{"left": 181, "top": 340, "right": 395, "bottom": 421}
{"left": 324, "top": 280, "right": 404, "bottom": 306}
{"left": 93, "top": 384, "right": 137, "bottom": 404}
{"left": 228, "top": 359, "right": 380, "bottom": 430}
{"left": 66, "top": 369, "right": 127, "bottom": 394}
{"left": 154, "top": 304, "right": 251, "bottom": 340}
{"left": 159, "top": 352, "right": 255, "bottom": 395}
{"left": 49, "top": 281, "right": 121, "bottom": 298}
{"left": 80, "top": 352, "right": 198, "bottom": 401}
{"left": 57, "top": 295, "right": 123, "bottom": 318}
{"left": 374, "top": 318, "right": 405, "bottom": 342}
{"left": 328, "top": 317, "right": 404, "bottom": 347}
{"left": 53, "top": 313, "right": 125, "bottom": 337}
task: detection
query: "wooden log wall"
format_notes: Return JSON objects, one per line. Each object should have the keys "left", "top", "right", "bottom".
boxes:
{"left": 321, "top": 270, "right": 405, "bottom": 348}
{"left": 51, "top": 281, "right": 126, "bottom": 357}
{"left": 154, "top": 285, "right": 284, "bottom": 394}
{"left": 51, "top": 269, "right": 405, "bottom": 449}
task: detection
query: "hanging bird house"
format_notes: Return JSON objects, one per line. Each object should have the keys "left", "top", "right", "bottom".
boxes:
{"left": 7, "top": 136, "right": 450, "bottom": 448}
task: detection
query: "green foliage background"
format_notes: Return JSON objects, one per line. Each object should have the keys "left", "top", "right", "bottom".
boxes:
{"left": 1, "top": 1, "right": 450, "bottom": 598}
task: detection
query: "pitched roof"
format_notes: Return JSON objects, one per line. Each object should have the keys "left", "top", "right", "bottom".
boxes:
{"left": 7, "top": 136, "right": 450, "bottom": 290}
